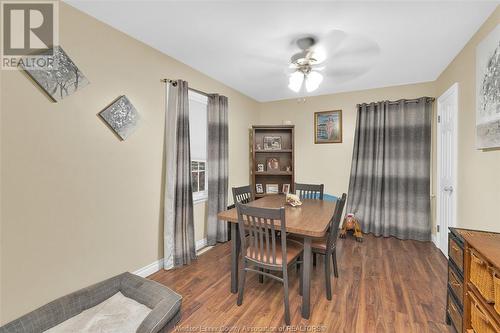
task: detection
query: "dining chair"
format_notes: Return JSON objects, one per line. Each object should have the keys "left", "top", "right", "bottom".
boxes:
{"left": 294, "top": 183, "right": 324, "bottom": 200}
{"left": 235, "top": 203, "right": 303, "bottom": 325}
{"left": 306, "top": 193, "right": 347, "bottom": 300}
{"left": 233, "top": 185, "right": 269, "bottom": 281}
{"left": 294, "top": 182, "right": 324, "bottom": 266}
{"left": 232, "top": 185, "right": 254, "bottom": 205}
{"left": 226, "top": 186, "right": 255, "bottom": 241}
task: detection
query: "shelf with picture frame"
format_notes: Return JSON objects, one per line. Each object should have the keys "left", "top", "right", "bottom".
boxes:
{"left": 254, "top": 149, "right": 293, "bottom": 153}
{"left": 251, "top": 125, "right": 294, "bottom": 198}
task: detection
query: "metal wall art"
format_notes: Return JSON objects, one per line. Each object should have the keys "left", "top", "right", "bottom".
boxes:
{"left": 99, "top": 95, "right": 140, "bottom": 140}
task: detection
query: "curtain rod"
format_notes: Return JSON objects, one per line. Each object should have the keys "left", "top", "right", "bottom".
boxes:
{"left": 357, "top": 97, "right": 435, "bottom": 107}
{"left": 161, "top": 78, "right": 211, "bottom": 97}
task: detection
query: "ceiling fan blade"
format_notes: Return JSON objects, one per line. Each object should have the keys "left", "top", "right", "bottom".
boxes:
{"left": 238, "top": 57, "right": 290, "bottom": 80}
{"left": 310, "top": 29, "right": 348, "bottom": 64}
{"left": 322, "top": 29, "right": 348, "bottom": 46}
{"left": 320, "top": 34, "right": 380, "bottom": 80}
{"left": 331, "top": 35, "right": 381, "bottom": 59}
{"left": 326, "top": 67, "right": 370, "bottom": 76}
{"left": 249, "top": 54, "right": 287, "bottom": 66}
{"left": 311, "top": 65, "right": 326, "bottom": 71}
{"left": 324, "top": 66, "right": 373, "bottom": 83}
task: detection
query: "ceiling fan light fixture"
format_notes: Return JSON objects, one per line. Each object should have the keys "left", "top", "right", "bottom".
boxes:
{"left": 288, "top": 71, "right": 304, "bottom": 92}
{"left": 291, "top": 51, "right": 317, "bottom": 66}
{"left": 305, "top": 71, "right": 323, "bottom": 92}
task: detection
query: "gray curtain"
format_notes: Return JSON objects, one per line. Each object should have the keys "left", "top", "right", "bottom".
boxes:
{"left": 206, "top": 94, "right": 229, "bottom": 245}
{"left": 163, "top": 80, "right": 196, "bottom": 269}
{"left": 346, "top": 97, "right": 433, "bottom": 241}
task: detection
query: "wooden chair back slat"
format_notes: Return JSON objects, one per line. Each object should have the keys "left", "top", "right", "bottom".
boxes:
{"left": 295, "top": 183, "right": 324, "bottom": 200}
{"left": 236, "top": 203, "right": 286, "bottom": 266}
{"left": 249, "top": 215, "right": 257, "bottom": 258}
{"left": 259, "top": 217, "right": 265, "bottom": 261}
{"left": 326, "top": 193, "right": 347, "bottom": 251}
{"left": 272, "top": 223, "right": 277, "bottom": 265}
{"left": 232, "top": 185, "right": 254, "bottom": 205}
{"left": 264, "top": 218, "right": 271, "bottom": 264}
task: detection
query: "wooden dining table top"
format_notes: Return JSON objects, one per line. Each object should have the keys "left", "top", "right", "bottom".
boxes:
{"left": 217, "top": 194, "right": 337, "bottom": 238}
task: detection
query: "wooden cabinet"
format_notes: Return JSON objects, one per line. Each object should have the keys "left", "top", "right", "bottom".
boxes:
{"left": 449, "top": 292, "right": 463, "bottom": 333}
{"left": 447, "top": 228, "right": 500, "bottom": 333}
{"left": 447, "top": 228, "right": 465, "bottom": 332}
{"left": 449, "top": 263, "right": 464, "bottom": 305}
{"left": 450, "top": 234, "right": 465, "bottom": 272}
{"left": 251, "top": 125, "right": 294, "bottom": 198}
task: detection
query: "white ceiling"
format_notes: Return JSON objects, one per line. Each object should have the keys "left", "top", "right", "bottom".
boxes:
{"left": 65, "top": 1, "right": 498, "bottom": 102}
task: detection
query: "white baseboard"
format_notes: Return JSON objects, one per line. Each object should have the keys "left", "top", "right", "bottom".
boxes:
{"left": 133, "top": 238, "right": 209, "bottom": 277}
{"left": 196, "top": 238, "right": 208, "bottom": 251}
{"left": 133, "top": 259, "right": 163, "bottom": 278}
{"left": 431, "top": 233, "right": 438, "bottom": 248}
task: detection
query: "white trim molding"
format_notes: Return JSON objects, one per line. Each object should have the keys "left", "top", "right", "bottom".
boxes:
{"left": 133, "top": 259, "right": 164, "bottom": 278}
{"left": 196, "top": 238, "right": 208, "bottom": 251}
{"left": 133, "top": 238, "right": 209, "bottom": 277}
{"left": 431, "top": 233, "right": 439, "bottom": 248}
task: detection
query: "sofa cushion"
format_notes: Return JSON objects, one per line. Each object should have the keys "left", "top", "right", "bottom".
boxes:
{"left": 44, "top": 292, "right": 151, "bottom": 333}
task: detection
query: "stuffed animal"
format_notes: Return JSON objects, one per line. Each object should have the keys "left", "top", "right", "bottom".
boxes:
{"left": 286, "top": 193, "right": 302, "bottom": 207}
{"left": 340, "top": 213, "right": 363, "bottom": 242}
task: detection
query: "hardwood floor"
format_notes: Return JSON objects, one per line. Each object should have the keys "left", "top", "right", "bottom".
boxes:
{"left": 149, "top": 234, "right": 453, "bottom": 332}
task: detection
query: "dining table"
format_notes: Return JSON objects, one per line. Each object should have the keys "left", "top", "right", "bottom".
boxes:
{"left": 217, "top": 194, "right": 337, "bottom": 319}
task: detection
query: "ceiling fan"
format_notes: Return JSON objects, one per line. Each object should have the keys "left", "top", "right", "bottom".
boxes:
{"left": 282, "top": 31, "right": 380, "bottom": 94}
{"left": 288, "top": 36, "right": 325, "bottom": 93}
{"left": 245, "top": 30, "right": 380, "bottom": 95}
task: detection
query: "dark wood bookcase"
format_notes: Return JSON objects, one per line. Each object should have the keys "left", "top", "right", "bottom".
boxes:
{"left": 251, "top": 125, "right": 295, "bottom": 198}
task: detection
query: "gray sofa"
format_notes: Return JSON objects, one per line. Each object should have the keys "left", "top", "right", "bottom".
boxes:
{"left": 0, "top": 272, "right": 182, "bottom": 333}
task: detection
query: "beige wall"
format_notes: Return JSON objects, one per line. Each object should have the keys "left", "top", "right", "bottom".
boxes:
{"left": 434, "top": 7, "right": 500, "bottom": 231}
{"left": 1, "top": 0, "right": 499, "bottom": 326}
{"left": 0, "top": 2, "right": 258, "bottom": 323}
{"left": 257, "top": 82, "right": 436, "bottom": 206}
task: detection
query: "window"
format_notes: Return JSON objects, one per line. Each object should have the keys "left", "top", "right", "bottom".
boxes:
{"left": 189, "top": 91, "right": 208, "bottom": 202}
{"left": 191, "top": 160, "right": 206, "bottom": 195}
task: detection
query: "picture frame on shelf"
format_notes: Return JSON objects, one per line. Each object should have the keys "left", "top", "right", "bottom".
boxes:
{"left": 256, "top": 184, "right": 264, "bottom": 194}
{"left": 266, "top": 157, "right": 280, "bottom": 171}
{"left": 314, "top": 110, "right": 342, "bottom": 144}
{"left": 266, "top": 184, "right": 279, "bottom": 194}
{"left": 263, "top": 136, "right": 282, "bottom": 150}
{"left": 282, "top": 184, "right": 290, "bottom": 194}
{"left": 257, "top": 163, "right": 265, "bottom": 172}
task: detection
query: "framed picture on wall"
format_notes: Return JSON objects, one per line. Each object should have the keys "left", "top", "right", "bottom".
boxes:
{"left": 475, "top": 24, "right": 500, "bottom": 149}
{"left": 314, "top": 110, "right": 342, "bottom": 144}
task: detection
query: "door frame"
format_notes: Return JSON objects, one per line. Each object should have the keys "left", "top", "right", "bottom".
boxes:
{"left": 436, "top": 82, "right": 459, "bottom": 256}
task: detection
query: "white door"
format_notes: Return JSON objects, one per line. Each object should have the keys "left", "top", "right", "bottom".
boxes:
{"left": 437, "top": 83, "right": 458, "bottom": 256}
